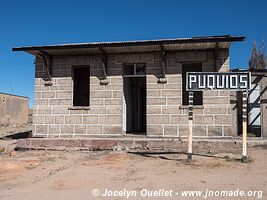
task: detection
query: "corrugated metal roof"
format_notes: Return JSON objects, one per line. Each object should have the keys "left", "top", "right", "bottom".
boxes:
{"left": 12, "top": 35, "right": 245, "bottom": 52}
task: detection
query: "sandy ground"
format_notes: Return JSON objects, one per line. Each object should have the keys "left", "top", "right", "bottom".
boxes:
{"left": 0, "top": 140, "right": 266, "bottom": 200}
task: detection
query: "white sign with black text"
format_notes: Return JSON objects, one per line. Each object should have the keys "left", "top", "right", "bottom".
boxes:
{"left": 186, "top": 72, "right": 251, "bottom": 91}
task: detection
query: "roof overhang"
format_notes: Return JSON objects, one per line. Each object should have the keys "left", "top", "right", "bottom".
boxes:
{"left": 12, "top": 35, "right": 245, "bottom": 56}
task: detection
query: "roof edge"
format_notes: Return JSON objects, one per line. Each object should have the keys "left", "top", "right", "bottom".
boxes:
{"left": 0, "top": 92, "right": 29, "bottom": 99}
{"left": 12, "top": 35, "right": 245, "bottom": 52}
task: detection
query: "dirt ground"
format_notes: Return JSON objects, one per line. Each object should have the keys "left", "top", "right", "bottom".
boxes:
{"left": 0, "top": 140, "right": 266, "bottom": 200}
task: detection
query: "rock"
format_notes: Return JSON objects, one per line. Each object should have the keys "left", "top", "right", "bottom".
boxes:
{"left": 10, "top": 151, "right": 16, "bottom": 157}
{"left": 0, "top": 147, "right": 5, "bottom": 153}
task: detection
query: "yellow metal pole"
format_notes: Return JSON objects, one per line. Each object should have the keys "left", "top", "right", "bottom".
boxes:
{"left": 187, "top": 91, "right": 193, "bottom": 160}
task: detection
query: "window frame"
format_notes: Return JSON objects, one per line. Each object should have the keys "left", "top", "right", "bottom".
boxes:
{"left": 123, "top": 63, "right": 146, "bottom": 77}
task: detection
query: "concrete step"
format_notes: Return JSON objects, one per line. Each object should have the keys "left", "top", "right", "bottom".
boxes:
{"left": 16, "top": 137, "right": 267, "bottom": 153}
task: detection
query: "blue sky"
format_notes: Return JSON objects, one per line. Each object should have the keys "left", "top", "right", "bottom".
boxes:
{"left": 0, "top": 0, "right": 266, "bottom": 107}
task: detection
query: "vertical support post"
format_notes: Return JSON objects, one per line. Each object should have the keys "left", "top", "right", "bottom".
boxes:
{"left": 242, "top": 91, "right": 248, "bottom": 162}
{"left": 160, "top": 44, "right": 166, "bottom": 78}
{"left": 188, "top": 91, "right": 194, "bottom": 160}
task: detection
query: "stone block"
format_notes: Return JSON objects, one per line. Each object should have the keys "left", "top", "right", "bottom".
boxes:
{"left": 162, "top": 106, "right": 180, "bottom": 114}
{"left": 106, "top": 106, "right": 122, "bottom": 114}
{"left": 214, "top": 115, "right": 232, "bottom": 125}
{"left": 52, "top": 107, "right": 69, "bottom": 114}
{"left": 167, "top": 98, "right": 182, "bottom": 105}
{"left": 83, "top": 116, "right": 98, "bottom": 124}
{"left": 91, "top": 91, "right": 112, "bottom": 98}
{"left": 208, "top": 126, "right": 223, "bottom": 136}
{"left": 147, "top": 115, "right": 169, "bottom": 124}
{"left": 194, "top": 115, "right": 213, "bottom": 124}
{"left": 49, "top": 125, "right": 60, "bottom": 134}
{"left": 90, "top": 77, "right": 100, "bottom": 84}
{"left": 65, "top": 116, "right": 82, "bottom": 124}
{"left": 105, "top": 84, "right": 123, "bottom": 90}
{"left": 181, "top": 107, "right": 204, "bottom": 114}
{"left": 35, "top": 99, "right": 48, "bottom": 106}
{"left": 90, "top": 99, "right": 104, "bottom": 105}
{"left": 147, "top": 90, "right": 161, "bottom": 97}
{"left": 204, "top": 106, "right": 228, "bottom": 114}
{"left": 35, "top": 85, "right": 49, "bottom": 92}
{"left": 70, "top": 109, "right": 89, "bottom": 114}
{"left": 110, "top": 77, "right": 123, "bottom": 84}
{"left": 35, "top": 92, "right": 41, "bottom": 99}
{"left": 33, "top": 116, "right": 45, "bottom": 124}
{"left": 45, "top": 116, "right": 54, "bottom": 124}
{"left": 56, "top": 78, "right": 72, "bottom": 86}
{"left": 203, "top": 97, "right": 230, "bottom": 104}
{"left": 165, "top": 84, "right": 182, "bottom": 89}
{"left": 115, "top": 54, "right": 130, "bottom": 64}
{"left": 147, "top": 75, "right": 159, "bottom": 83}
{"left": 56, "top": 91, "right": 72, "bottom": 99}
{"left": 147, "top": 84, "right": 164, "bottom": 89}
{"left": 171, "top": 115, "right": 188, "bottom": 124}
{"left": 168, "top": 76, "right": 182, "bottom": 83}
{"left": 75, "top": 125, "right": 86, "bottom": 134}
{"left": 49, "top": 99, "right": 72, "bottom": 105}
{"left": 112, "top": 91, "right": 123, "bottom": 98}
{"left": 139, "top": 53, "right": 154, "bottom": 63}
{"left": 55, "top": 116, "right": 65, "bottom": 124}
{"left": 102, "top": 126, "right": 122, "bottom": 134}
{"left": 87, "top": 126, "right": 102, "bottom": 134}
{"left": 91, "top": 85, "right": 104, "bottom": 90}
{"left": 99, "top": 115, "right": 122, "bottom": 124}
{"left": 89, "top": 107, "right": 106, "bottom": 114}
{"left": 42, "top": 92, "right": 55, "bottom": 98}
{"left": 179, "top": 125, "right": 206, "bottom": 136}
{"left": 147, "top": 98, "right": 166, "bottom": 105}
{"left": 61, "top": 125, "right": 74, "bottom": 134}
{"left": 147, "top": 125, "right": 163, "bottom": 136}
{"left": 164, "top": 125, "right": 178, "bottom": 136}
{"left": 223, "top": 126, "right": 233, "bottom": 136}
{"left": 147, "top": 106, "right": 161, "bottom": 114}
{"left": 105, "top": 99, "right": 123, "bottom": 105}
{"left": 38, "top": 108, "right": 51, "bottom": 114}
{"left": 36, "top": 125, "right": 48, "bottom": 134}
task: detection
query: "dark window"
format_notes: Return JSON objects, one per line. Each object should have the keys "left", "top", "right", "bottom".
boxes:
{"left": 182, "top": 64, "right": 203, "bottom": 105}
{"left": 73, "top": 67, "right": 90, "bottom": 106}
{"left": 123, "top": 64, "right": 146, "bottom": 76}
{"left": 123, "top": 64, "right": 135, "bottom": 76}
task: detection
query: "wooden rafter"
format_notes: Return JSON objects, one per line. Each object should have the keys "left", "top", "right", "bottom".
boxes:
{"left": 99, "top": 47, "right": 107, "bottom": 79}
{"left": 37, "top": 50, "right": 53, "bottom": 80}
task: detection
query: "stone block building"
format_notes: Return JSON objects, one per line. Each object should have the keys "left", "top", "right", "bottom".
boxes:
{"left": 13, "top": 35, "right": 245, "bottom": 138}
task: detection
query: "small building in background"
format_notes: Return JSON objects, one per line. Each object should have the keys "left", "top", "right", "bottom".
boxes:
{"left": 0, "top": 93, "right": 29, "bottom": 127}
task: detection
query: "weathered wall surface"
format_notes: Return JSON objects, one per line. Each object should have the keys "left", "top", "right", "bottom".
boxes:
{"left": 33, "top": 49, "right": 234, "bottom": 138}
{"left": 0, "top": 93, "right": 29, "bottom": 127}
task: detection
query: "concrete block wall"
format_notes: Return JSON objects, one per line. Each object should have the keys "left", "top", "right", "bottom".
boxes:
{"left": 0, "top": 93, "right": 29, "bottom": 127}
{"left": 33, "top": 49, "right": 234, "bottom": 138}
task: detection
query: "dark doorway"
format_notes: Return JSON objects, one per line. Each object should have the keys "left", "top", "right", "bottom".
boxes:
{"left": 73, "top": 67, "right": 90, "bottom": 106}
{"left": 123, "top": 77, "right": 146, "bottom": 134}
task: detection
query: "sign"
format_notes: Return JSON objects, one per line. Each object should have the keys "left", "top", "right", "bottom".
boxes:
{"left": 186, "top": 72, "right": 251, "bottom": 91}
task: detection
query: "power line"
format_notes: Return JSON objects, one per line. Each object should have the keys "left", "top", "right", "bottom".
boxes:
{"left": 0, "top": 50, "right": 15, "bottom": 94}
